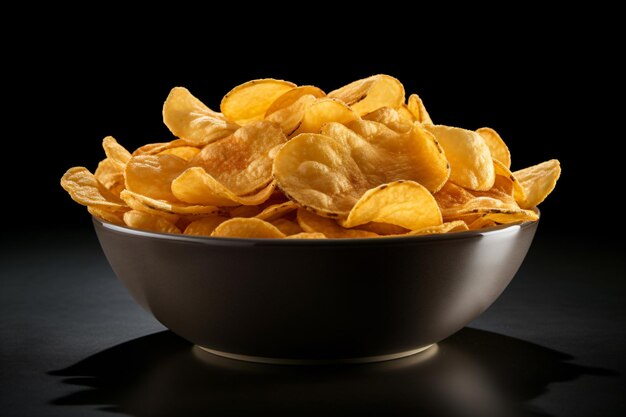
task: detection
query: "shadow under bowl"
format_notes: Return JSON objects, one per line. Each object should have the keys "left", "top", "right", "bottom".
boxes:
{"left": 93, "top": 216, "right": 538, "bottom": 364}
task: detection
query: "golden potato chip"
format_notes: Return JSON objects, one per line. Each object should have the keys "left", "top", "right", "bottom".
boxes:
{"left": 190, "top": 120, "right": 287, "bottom": 195}
{"left": 255, "top": 201, "right": 299, "bottom": 222}
{"left": 478, "top": 210, "right": 539, "bottom": 224}
{"left": 125, "top": 154, "right": 188, "bottom": 201}
{"left": 163, "top": 87, "right": 238, "bottom": 146}
{"left": 132, "top": 139, "right": 194, "bottom": 156}
{"left": 467, "top": 216, "right": 498, "bottom": 230}
{"left": 492, "top": 160, "right": 522, "bottom": 199}
{"left": 434, "top": 182, "right": 475, "bottom": 211}
{"left": 405, "top": 220, "right": 469, "bottom": 235}
{"left": 61, "top": 167, "right": 126, "bottom": 211}
{"left": 158, "top": 146, "right": 201, "bottom": 161}
{"left": 266, "top": 94, "right": 317, "bottom": 136}
{"left": 94, "top": 158, "right": 125, "bottom": 197}
{"left": 343, "top": 120, "right": 449, "bottom": 192}
{"left": 292, "top": 98, "right": 359, "bottom": 135}
{"left": 441, "top": 196, "right": 538, "bottom": 221}
{"left": 407, "top": 94, "right": 433, "bottom": 124}
{"left": 271, "top": 218, "right": 303, "bottom": 236}
{"left": 102, "top": 137, "right": 132, "bottom": 169}
{"left": 363, "top": 107, "right": 412, "bottom": 133}
{"left": 286, "top": 232, "right": 326, "bottom": 239}
{"left": 514, "top": 160, "right": 561, "bottom": 209}
{"left": 424, "top": 125, "right": 495, "bottom": 191}
{"left": 341, "top": 181, "right": 442, "bottom": 230}
{"left": 328, "top": 75, "right": 405, "bottom": 116}
{"left": 88, "top": 206, "right": 126, "bottom": 226}
{"left": 212, "top": 217, "right": 286, "bottom": 238}
{"left": 184, "top": 215, "right": 229, "bottom": 236}
{"left": 356, "top": 222, "right": 409, "bottom": 235}
{"left": 297, "top": 209, "right": 379, "bottom": 238}
{"left": 476, "top": 127, "right": 511, "bottom": 169}
{"left": 172, "top": 167, "right": 276, "bottom": 206}
{"left": 123, "top": 210, "right": 181, "bottom": 234}
{"left": 118, "top": 191, "right": 180, "bottom": 223}
{"left": 397, "top": 103, "right": 416, "bottom": 123}
{"left": 120, "top": 190, "right": 220, "bottom": 216}
{"left": 265, "top": 85, "right": 325, "bottom": 116}
{"left": 220, "top": 79, "right": 296, "bottom": 124}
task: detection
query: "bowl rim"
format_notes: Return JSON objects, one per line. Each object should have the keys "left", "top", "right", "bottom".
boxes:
{"left": 92, "top": 209, "right": 539, "bottom": 247}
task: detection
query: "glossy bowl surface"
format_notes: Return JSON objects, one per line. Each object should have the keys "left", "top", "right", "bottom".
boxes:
{"left": 93, "top": 217, "right": 538, "bottom": 364}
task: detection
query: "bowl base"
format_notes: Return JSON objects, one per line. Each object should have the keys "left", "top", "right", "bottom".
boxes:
{"left": 195, "top": 344, "right": 436, "bottom": 365}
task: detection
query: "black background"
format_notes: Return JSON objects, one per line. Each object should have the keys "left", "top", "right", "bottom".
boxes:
{"left": 3, "top": 14, "right": 624, "bottom": 417}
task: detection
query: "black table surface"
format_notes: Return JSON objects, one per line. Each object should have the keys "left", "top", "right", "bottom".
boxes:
{"left": 1, "top": 227, "right": 624, "bottom": 417}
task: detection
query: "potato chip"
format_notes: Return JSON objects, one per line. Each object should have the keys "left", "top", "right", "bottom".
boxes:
{"left": 123, "top": 210, "right": 181, "bottom": 234}
{"left": 356, "top": 222, "right": 409, "bottom": 235}
{"left": 467, "top": 216, "right": 498, "bottom": 230}
{"left": 190, "top": 120, "right": 286, "bottom": 195}
{"left": 265, "top": 85, "right": 325, "bottom": 116}
{"left": 342, "top": 120, "right": 449, "bottom": 192}
{"left": 119, "top": 191, "right": 180, "bottom": 224}
{"left": 476, "top": 127, "right": 511, "bottom": 169}
{"left": 266, "top": 94, "right": 317, "bottom": 136}
{"left": 363, "top": 107, "right": 412, "bottom": 133}
{"left": 341, "top": 181, "right": 442, "bottom": 230}
{"left": 297, "top": 209, "right": 379, "bottom": 238}
{"left": 221, "top": 79, "right": 296, "bottom": 124}
{"left": 184, "top": 215, "right": 229, "bottom": 236}
{"left": 125, "top": 154, "right": 188, "bottom": 201}
{"left": 292, "top": 98, "right": 359, "bottom": 135}
{"left": 163, "top": 87, "right": 239, "bottom": 146}
{"left": 212, "top": 217, "right": 286, "bottom": 238}
{"left": 397, "top": 103, "right": 416, "bottom": 123}
{"left": 120, "top": 190, "right": 220, "bottom": 216}
{"left": 405, "top": 220, "right": 469, "bottom": 235}
{"left": 94, "top": 158, "right": 125, "bottom": 197}
{"left": 271, "top": 218, "right": 303, "bottom": 236}
{"left": 434, "top": 182, "right": 475, "bottom": 212}
{"left": 424, "top": 125, "right": 495, "bottom": 191}
{"left": 328, "top": 75, "right": 405, "bottom": 116}
{"left": 407, "top": 94, "right": 433, "bottom": 124}
{"left": 88, "top": 206, "right": 126, "bottom": 226}
{"left": 255, "top": 201, "right": 299, "bottom": 222}
{"left": 61, "top": 167, "right": 126, "bottom": 211}
{"left": 514, "top": 160, "right": 561, "bottom": 209}
{"left": 172, "top": 167, "right": 276, "bottom": 206}
{"left": 158, "top": 146, "right": 201, "bottom": 161}
{"left": 102, "top": 136, "right": 132, "bottom": 169}
{"left": 132, "top": 139, "right": 194, "bottom": 156}
{"left": 492, "top": 159, "right": 525, "bottom": 201}
{"left": 286, "top": 232, "right": 326, "bottom": 239}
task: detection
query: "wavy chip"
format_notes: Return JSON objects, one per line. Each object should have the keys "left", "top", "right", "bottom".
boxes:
{"left": 212, "top": 217, "right": 286, "bottom": 238}
{"left": 328, "top": 75, "right": 405, "bottom": 116}
{"left": 163, "top": 87, "right": 238, "bottom": 146}
{"left": 221, "top": 79, "right": 296, "bottom": 124}
{"left": 172, "top": 167, "right": 276, "bottom": 207}
{"left": 190, "top": 120, "right": 286, "bottom": 195}
{"left": 424, "top": 125, "right": 495, "bottom": 191}
{"left": 341, "top": 181, "right": 443, "bottom": 230}
{"left": 184, "top": 215, "right": 229, "bottom": 236}
{"left": 265, "top": 85, "right": 325, "bottom": 116}
{"left": 61, "top": 167, "right": 126, "bottom": 211}
{"left": 123, "top": 210, "right": 181, "bottom": 234}
{"left": 125, "top": 154, "right": 188, "bottom": 201}
{"left": 292, "top": 98, "right": 359, "bottom": 135}
{"left": 297, "top": 209, "right": 379, "bottom": 238}
{"left": 476, "top": 127, "right": 511, "bottom": 169}
{"left": 514, "top": 160, "right": 561, "bottom": 209}
{"left": 407, "top": 94, "right": 433, "bottom": 124}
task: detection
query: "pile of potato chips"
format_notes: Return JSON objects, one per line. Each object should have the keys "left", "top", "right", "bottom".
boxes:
{"left": 61, "top": 75, "right": 560, "bottom": 239}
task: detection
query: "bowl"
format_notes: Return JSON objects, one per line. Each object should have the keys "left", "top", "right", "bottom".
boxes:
{"left": 92, "top": 216, "right": 538, "bottom": 364}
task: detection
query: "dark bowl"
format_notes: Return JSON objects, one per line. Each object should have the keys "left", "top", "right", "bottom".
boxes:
{"left": 93, "top": 216, "right": 538, "bottom": 364}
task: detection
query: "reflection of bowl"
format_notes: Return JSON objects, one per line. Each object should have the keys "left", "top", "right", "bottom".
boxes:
{"left": 93, "top": 216, "right": 538, "bottom": 364}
